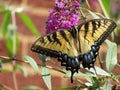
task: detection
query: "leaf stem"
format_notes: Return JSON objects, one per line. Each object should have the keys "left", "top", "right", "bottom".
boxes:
{"left": 98, "top": 0, "right": 109, "bottom": 18}
{"left": 11, "top": 11, "right": 18, "bottom": 90}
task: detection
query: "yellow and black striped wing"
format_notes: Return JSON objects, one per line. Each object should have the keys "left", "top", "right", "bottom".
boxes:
{"left": 76, "top": 19, "right": 116, "bottom": 54}
{"left": 76, "top": 19, "right": 116, "bottom": 68}
{"left": 31, "top": 30, "right": 78, "bottom": 57}
{"left": 31, "top": 28, "right": 81, "bottom": 83}
{"left": 31, "top": 19, "right": 116, "bottom": 83}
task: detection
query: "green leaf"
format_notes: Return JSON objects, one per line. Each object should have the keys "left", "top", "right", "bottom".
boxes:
{"left": 91, "top": 77, "right": 100, "bottom": 89}
{"left": 6, "top": 24, "right": 19, "bottom": 56}
{"left": 87, "top": 10, "right": 100, "bottom": 19}
{"left": 89, "top": 66, "right": 110, "bottom": 76}
{"left": 1, "top": 59, "right": 11, "bottom": 63}
{"left": 20, "top": 85, "right": 42, "bottom": 90}
{"left": 101, "top": 0, "right": 111, "bottom": 17}
{"left": 64, "top": 71, "right": 92, "bottom": 83}
{"left": 1, "top": 10, "right": 11, "bottom": 37}
{"left": 0, "top": 68, "right": 11, "bottom": 73}
{"left": 105, "top": 40, "right": 117, "bottom": 72}
{"left": 18, "top": 13, "right": 40, "bottom": 36}
{"left": 42, "top": 67, "right": 51, "bottom": 90}
{"left": 64, "top": 71, "right": 71, "bottom": 78}
{"left": 23, "top": 55, "right": 39, "bottom": 74}
{"left": 13, "top": 64, "right": 28, "bottom": 77}
{"left": 6, "top": 37, "right": 13, "bottom": 55}
{"left": 37, "top": 54, "right": 50, "bottom": 63}
{"left": 103, "top": 80, "right": 112, "bottom": 90}
{"left": 85, "top": 0, "right": 90, "bottom": 9}
{"left": 76, "top": 71, "right": 92, "bottom": 83}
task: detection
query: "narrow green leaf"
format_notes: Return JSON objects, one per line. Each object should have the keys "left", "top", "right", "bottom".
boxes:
{"left": 42, "top": 67, "right": 51, "bottom": 90}
{"left": 101, "top": 0, "right": 111, "bottom": 17}
{"left": 18, "top": 13, "right": 40, "bottom": 36}
{"left": 1, "top": 10, "right": 11, "bottom": 37}
{"left": 6, "top": 24, "right": 19, "bottom": 56}
{"left": 6, "top": 36, "right": 19, "bottom": 56}
{"left": 13, "top": 64, "right": 28, "bottom": 77}
{"left": 105, "top": 40, "right": 117, "bottom": 72}
{"left": 89, "top": 66, "right": 110, "bottom": 76}
{"left": 87, "top": 10, "right": 100, "bottom": 19}
{"left": 15, "top": 35, "right": 19, "bottom": 53}
{"left": 85, "top": 0, "right": 90, "bottom": 9}
{"left": 64, "top": 71, "right": 71, "bottom": 78}
{"left": 23, "top": 55, "right": 39, "bottom": 74}
{"left": 0, "top": 68, "right": 12, "bottom": 73}
{"left": 38, "top": 54, "right": 50, "bottom": 63}
{"left": 6, "top": 37, "right": 13, "bottom": 56}
{"left": 20, "top": 85, "right": 42, "bottom": 90}
{"left": 65, "top": 71, "right": 92, "bottom": 83}
{"left": 103, "top": 80, "right": 112, "bottom": 90}
{"left": 111, "top": 32, "right": 115, "bottom": 41}
{"left": 88, "top": 77, "right": 100, "bottom": 89}
{"left": 1, "top": 59, "right": 11, "bottom": 63}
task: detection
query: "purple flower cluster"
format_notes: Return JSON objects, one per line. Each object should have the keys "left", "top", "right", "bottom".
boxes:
{"left": 46, "top": 0, "right": 81, "bottom": 34}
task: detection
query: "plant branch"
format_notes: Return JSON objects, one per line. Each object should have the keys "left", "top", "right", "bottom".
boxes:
{"left": 0, "top": 56, "right": 66, "bottom": 74}
{"left": 98, "top": 0, "right": 109, "bottom": 18}
{"left": 11, "top": 11, "right": 18, "bottom": 90}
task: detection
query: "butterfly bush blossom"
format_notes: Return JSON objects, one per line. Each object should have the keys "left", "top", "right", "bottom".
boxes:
{"left": 46, "top": 0, "right": 81, "bottom": 34}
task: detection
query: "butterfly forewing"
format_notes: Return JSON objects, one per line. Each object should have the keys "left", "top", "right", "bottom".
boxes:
{"left": 77, "top": 19, "right": 116, "bottom": 54}
{"left": 31, "top": 30, "right": 79, "bottom": 57}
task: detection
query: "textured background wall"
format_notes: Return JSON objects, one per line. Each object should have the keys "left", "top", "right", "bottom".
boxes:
{"left": 0, "top": 0, "right": 76, "bottom": 89}
{"left": 0, "top": 0, "right": 120, "bottom": 90}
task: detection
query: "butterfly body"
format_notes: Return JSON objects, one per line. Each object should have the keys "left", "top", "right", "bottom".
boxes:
{"left": 31, "top": 19, "right": 116, "bottom": 83}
